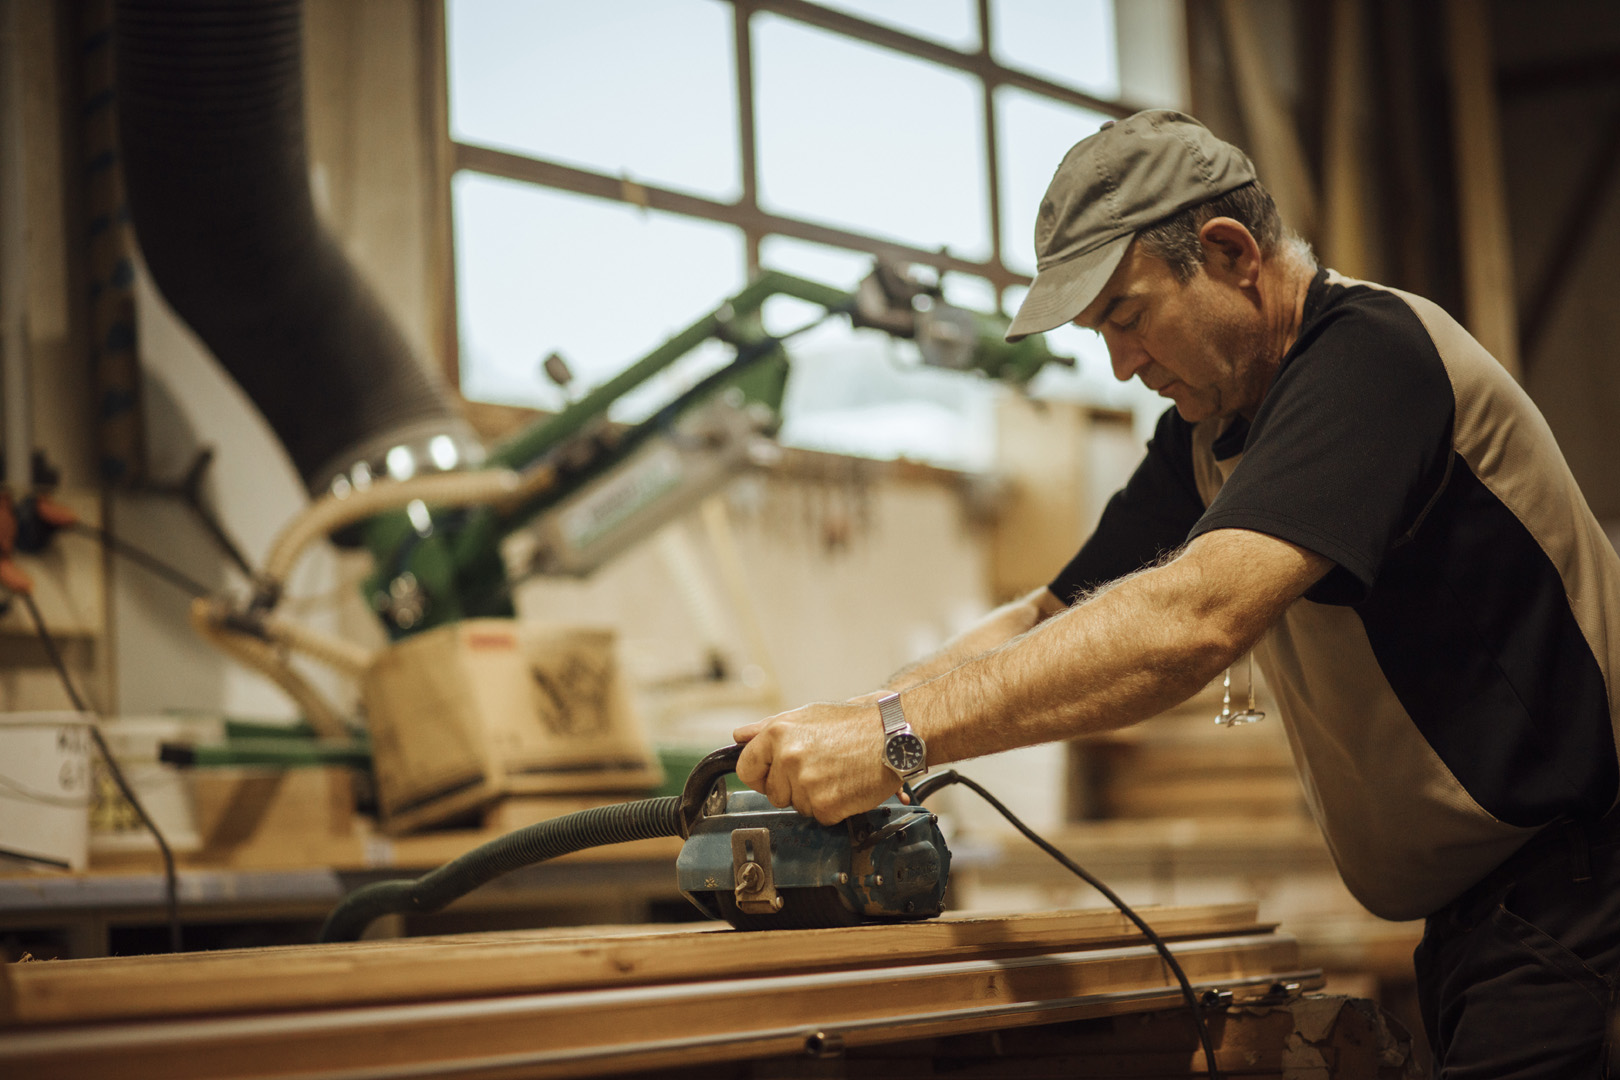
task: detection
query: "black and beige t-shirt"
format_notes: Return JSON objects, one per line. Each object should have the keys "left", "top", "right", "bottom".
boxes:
{"left": 1048, "top": 268, "right": 1620, "bottom": 921}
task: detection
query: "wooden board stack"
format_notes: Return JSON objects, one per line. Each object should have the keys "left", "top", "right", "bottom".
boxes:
{"left": 0, "top": 904, "right": 1414, "bottom": 1079}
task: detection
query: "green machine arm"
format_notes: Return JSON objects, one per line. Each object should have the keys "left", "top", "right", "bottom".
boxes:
{"left": 358, "top": 268, "right": 1064, "bottom": 639}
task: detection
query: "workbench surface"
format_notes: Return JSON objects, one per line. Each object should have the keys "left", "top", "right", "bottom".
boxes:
{"left": 1, "top": 904, "right": 1337, "bottom": 1079}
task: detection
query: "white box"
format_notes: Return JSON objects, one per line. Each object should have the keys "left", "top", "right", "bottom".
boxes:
{"left": 0, "top": 712, "right": 94, "bottom": 870}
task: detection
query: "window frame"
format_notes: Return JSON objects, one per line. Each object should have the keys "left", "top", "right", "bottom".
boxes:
{"left": 429, "top": 0, "right": 1145, "bottom": 414}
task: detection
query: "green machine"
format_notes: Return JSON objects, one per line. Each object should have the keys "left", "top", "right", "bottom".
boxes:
{"left": 189, "top": 262, "right": 1069, "bottom": 833}
{"left": 354, "top": 265, "right": 1067, "bottom": 641}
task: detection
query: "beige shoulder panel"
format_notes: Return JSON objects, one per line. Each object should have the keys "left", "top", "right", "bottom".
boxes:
{"left": 1190, "top": 418, "right": 1230, "bottom": 508}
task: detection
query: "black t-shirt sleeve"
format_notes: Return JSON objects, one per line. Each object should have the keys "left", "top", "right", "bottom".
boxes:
{"left": 1188, "top": 291, "right": 1455, "bottom": 605}
{"left": 1046, "top": 406, "right": 1207, "bottom": 605}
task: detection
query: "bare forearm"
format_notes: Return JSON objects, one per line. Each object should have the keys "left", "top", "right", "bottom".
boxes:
{"left": 906, "top": 530, "right": 1330, "bottom": 764}
{"left": 730, "top": 529, "right": 1329, "bottom": 825}
{"left": 882, "top": 587, "right": 1062, "bottom": 693}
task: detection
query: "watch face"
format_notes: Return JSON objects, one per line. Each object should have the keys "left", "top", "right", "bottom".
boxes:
{"left": 885, "top": 733, "right": 926, "bottom": 773}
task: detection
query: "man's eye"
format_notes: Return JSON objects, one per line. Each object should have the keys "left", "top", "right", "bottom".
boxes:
{"left": 1114, "top": 313, "right": 1140, "bottom": 332}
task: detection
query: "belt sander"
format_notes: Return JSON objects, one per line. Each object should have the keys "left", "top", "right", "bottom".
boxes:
{"left": 320, "top": 745, "right": 952, "bottom": 941}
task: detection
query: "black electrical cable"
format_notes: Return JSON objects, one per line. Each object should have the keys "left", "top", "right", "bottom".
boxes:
{"left": 913, "top": 771, "right": 1222, "bottom": 1080}
{"left": 17, "top": 591, "right": 183, "bottom": 953}
{"left": 66, "top": 520, "right": 212, "bottom": 598}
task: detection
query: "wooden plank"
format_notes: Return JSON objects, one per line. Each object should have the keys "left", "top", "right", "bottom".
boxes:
{"left": 0, "top": 931, "right": 1313, "bottom": 1080}
{"left": 0, "top": 904, "right": 1265, "bottom": 1026}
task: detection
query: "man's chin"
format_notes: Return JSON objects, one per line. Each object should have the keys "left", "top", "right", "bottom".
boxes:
{"left": 1172, "top": 400, "right": 1214, "bottom": 423}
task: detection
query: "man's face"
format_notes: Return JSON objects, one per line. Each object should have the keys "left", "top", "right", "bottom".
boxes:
{"left": 1074, "top": 240, "right": 1271, "bottom": 424}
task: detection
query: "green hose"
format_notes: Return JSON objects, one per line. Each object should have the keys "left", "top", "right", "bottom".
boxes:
{"left": 318, "top": 795, "right": 685, "bottom": 942}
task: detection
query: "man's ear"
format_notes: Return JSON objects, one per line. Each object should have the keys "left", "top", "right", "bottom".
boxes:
{"left": 1198, "top": 217, "right": 1262, "bottom": 288}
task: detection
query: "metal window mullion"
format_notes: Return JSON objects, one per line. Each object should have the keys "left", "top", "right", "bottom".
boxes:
{"left": 977, "top": 0, "right": 1008, "bottom": 305}
{"left": 728, "top": 0, "right": 1140, "bottom": 118}
{"left": 733, "top": 1, "right": 762, "bottom": 276}
{"left": 452, "top": 143, "right": 1029, "bottom": 287}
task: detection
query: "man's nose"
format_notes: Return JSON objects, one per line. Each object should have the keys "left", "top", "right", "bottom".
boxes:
{"left": 1105, "top": 332, "right": 1147, "bottom": 383}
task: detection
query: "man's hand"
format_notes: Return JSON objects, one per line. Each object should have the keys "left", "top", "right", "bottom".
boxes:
{"left": 732, "top": 702, "right": 902, "bottom": 824}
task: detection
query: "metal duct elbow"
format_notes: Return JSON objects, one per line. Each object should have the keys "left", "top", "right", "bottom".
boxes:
{"left": 114, "top": 0, "right": 479, "bottom": 493}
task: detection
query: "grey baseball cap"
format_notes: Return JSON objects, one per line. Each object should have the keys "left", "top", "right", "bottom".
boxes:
{"left": 1005, "top": 110, "right": 1258, "bottom": 342}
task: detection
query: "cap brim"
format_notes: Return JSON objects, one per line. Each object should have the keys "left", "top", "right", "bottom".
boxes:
{"left": 1005, "top": 232, "right": 1133, "bottom": 342}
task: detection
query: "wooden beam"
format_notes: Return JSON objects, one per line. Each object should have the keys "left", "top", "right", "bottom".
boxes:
{"left": 1444, "top": 0, "right": 1521, "bottom": 378}
{"left": 1321, "top": 0, "right": 1371, "bottom": 279}
{"left": 418, "top": 0, "right": 459, "bottom": 388}
{"left": 1518, "top": 102, "right": 1620, "bottom": 375}
{"left": 1217, "top": 0, "right": 1320, "bottom": 243}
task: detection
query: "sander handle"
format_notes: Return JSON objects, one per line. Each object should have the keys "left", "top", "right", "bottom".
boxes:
{"left": 678, "top": 743, "right": 745, "bottom": 837}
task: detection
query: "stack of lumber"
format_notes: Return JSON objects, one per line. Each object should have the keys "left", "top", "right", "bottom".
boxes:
{"left": 1073, "top": 685, "right": 1308, "bottom": 821}
{"left": 0, "top": 904, "right": 1344, "bottom": 1078}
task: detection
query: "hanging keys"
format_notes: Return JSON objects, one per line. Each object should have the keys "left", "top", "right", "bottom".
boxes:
{"left": 1214, "top": 652, "right": 1266, "bottom": 727}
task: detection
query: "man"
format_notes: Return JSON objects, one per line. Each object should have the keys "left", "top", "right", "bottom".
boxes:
{"left": 734, "top": 110, "right": 1620, "bottom": 1075}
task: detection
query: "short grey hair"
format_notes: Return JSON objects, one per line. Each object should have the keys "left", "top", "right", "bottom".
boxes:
{"left": 1134, "top": 180, "right": 1314, "bottom": 280}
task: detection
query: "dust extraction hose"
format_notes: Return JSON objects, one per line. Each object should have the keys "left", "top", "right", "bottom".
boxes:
{"left": 114, "top": 0, "right": 467, "bottom": 492}
{"left": 319, "top": 797, "right": 685, "bottom": 943}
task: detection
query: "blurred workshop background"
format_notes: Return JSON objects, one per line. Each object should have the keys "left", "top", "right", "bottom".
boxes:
{"left": 2, "top": 0, "right": 1619, "bottom": 1054}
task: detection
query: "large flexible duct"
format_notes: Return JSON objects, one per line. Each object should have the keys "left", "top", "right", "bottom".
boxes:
{"left": 318, "top": 745, "right": 747, "bottom": 941}
{"left": 114, "top": 0, "right": 475, "bottom": 493}
{"left": 318, "top": 796, "right": 688, "bottom": 942}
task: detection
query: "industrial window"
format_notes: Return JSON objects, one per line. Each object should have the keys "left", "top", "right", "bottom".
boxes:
{"left": 443, "top": 0, "right": 1173, "bottom": 469}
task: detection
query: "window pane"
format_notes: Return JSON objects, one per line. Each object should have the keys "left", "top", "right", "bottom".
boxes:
{"left": 812, "top": 0, "right": 978, "bottom": 50}
{"left": 759, "top": 236, "right": 1000, "bottom": 472}
{"left": 759, "top": 234, "right": 875, "bottom": 294}
{"left": 996, "top": 88, "right": 1112, "bottom": 276}
{"left": 755, "top": 15, "right": 991, "bottom": 260}
{"left": 447, "top": 0, "right": 740, "bottom": 200}
{"left": 453, "top": 173, "right": 745, "bottom": 415}
{"left": 940, "top": 272, "right": 999, "bottom": 314}
{"left": 991, "top": 0, "right": 1119, "bottom": 98}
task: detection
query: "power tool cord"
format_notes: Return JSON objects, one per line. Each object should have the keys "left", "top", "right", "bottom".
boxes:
{"left": 18, "top": 591, "right": 183, "bottom": 953}
{"left": 912, "top": 770, "right": 1221, "bottom": 1080}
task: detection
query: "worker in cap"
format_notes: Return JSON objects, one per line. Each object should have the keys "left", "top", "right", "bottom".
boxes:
{"left": 737, "top": 110, "right": 1620, "bottom": 1075}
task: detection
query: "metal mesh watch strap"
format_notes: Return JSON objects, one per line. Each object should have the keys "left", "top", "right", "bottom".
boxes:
{"left": 877, "top": 691, "right": 907, "bottom": 735}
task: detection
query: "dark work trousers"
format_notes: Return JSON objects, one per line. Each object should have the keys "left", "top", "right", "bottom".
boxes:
{"left": 1414, "top": 811, "right": 1620, "bottom": 1078}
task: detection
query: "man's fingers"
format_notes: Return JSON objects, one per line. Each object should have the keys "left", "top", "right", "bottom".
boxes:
{"left": 810, "top": 800, "right": 846, "bottom": 826}
{"left": 765, "top": 766, "right": 794, "bottom": 810}
{"left": 735, "top": 733, "right": 770, "bottom": 792}
{"left": 732, "top": 719, "right": 763, "bottom": 743}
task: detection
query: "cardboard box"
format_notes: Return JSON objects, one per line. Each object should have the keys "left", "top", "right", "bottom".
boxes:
{"left": 362, "top": 620, "right": 662, "bottom": 833}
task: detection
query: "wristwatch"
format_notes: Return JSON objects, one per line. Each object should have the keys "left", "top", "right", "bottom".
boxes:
{"left": 876, "top": 692, "right": 928, "bottom": 781}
